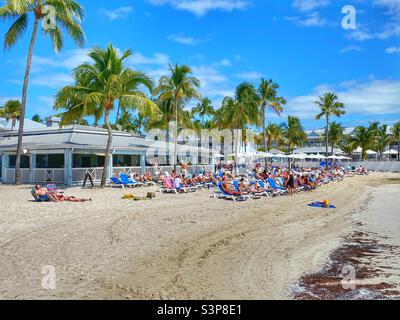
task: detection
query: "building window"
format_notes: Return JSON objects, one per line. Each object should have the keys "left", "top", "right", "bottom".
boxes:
{"left": 8, "top": 155, "right": 30, "bottom": 168}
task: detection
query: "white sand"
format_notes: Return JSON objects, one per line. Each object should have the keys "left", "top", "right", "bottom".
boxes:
{"left": 0, "top": 172, "right": 398, "bottom": 300}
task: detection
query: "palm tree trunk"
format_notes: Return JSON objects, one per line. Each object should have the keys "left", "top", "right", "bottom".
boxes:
{"left": 101, "top": 110, "right": 113, "bottom": 188}
{"left": 398, "top": 141, "right": 400, "bottom": 161}
{"left": 325, "top": 116, "right": 329, "bottom": 169}
{"left": 173, "top": 97, "right": 178, "bottom": 171}
{"left": 15, "top": 16, "right": 40, "bottom": 184}
{"left": 262, "top": 102, "right": 267, "bottom": 167}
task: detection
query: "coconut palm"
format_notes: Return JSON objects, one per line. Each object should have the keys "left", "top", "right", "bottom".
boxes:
{"left": 215, "top": 83, "right": 260, "bottom": 174}
{"left": 280, "top": 116, "right": 307, "bottom": 158}
{"left": 154, "top": 64, "right": 201, "bottom": 170}
{"left": 327, "top": 121, "right": 344, "bottom": 155}
{"left": 1, "top": 0, "right": 85, "bottom": 184}
{"left": 54, "top": 45, "right": 158, "bottom": 187}
{"left": 371, "top": 123, "right": 393, "bottom": 160}
{"left": 339, "top": 136, "right": 356, "bottom": 158}
{"left": 353, "top": 124, "right": 376, "bottom": 160}
{"left": 315, "top": 93, "right": 345, "bottom": 166}
{"left": 0, "top": 99, "right": 21, "bottom": 130}
{"left": 192, "top": 97, "right": 214, "bottom": 126}
{"left": 391, "top": 122, "right": 400, "bottom": 161}
{"left": 265, "top": 122, "right": 282, "bottom": 151}
{"left": 253, "top": 133, "right": 264, "bottom": 150}
{"left": 258, "top": 79, "right": 286, "bottom": 157}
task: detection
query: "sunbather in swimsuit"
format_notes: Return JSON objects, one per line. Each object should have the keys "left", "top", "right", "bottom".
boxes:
{"left": 34, "top": 185, "right": 92, "bottom": 202}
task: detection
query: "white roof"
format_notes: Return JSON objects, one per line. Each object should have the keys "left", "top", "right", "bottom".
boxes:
{"left": 0, "top": 118, "right": 46, "bottom": 132}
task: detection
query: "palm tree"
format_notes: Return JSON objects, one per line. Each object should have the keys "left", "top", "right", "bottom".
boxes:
{"left": 31, "top": 113, "right": 43, "bottom": 124}
{"left": 253, "top": 133, "right": 264, "bottom": 150}
{"left": 372, "top": 123, "right": 393, "bottom": 160}
{"left": 0, "top": 99, "right": 21, "bottom": 130}
{"left": 192, "top": 97, "right": 214, "bottom": 126}
{"left": 327, "top": 121, "right": 344, "bottom": 155}
{"left": 265, "top": 122, "right": 282, "bottom": 151}
{"left": 280, "top": 116, "right": 307, "bottom": 166}
{"left": 215, "top": 83, "right": 260, "bottom": 174}
{"left": 353, "top": 125, "right": 376, "bottom": 160}
{"left": 154, "top": 64, "right": 201, "bottom": 170}
{"left": 258, "top": 79, "right": 286, "bottom": 159}
{"left": 315, "top": 93, "right": 345, "bottom": 166}
{"left": 391, "top": 122, "right": 400, "bottom": 161}
{"left": 339, "top": 136, "right": 356, "bottom": 158}
{"left": 1, "top": 0, "right": 85, "bottom": 184}
{"left": 54, "top": 45, "right": 158, "bottom": 187}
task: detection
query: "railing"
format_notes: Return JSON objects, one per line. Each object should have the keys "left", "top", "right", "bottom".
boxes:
{"left": 72, "top": 167, "right": 104, "bottom": 184}
{"left": 3, "top": 168, "right": 30, "bottom": 184}
{"left": 33, "top": 169, "right": 65, "bottom": 184}
{"left": 113, "top": 166, "right": 142, "bottom": 176}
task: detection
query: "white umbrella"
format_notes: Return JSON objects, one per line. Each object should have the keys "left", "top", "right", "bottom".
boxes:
{"left": 313, "top": 153, "right": 326, "bottom": 160}
{"left": 340, "top": 156, "right": 352, "bottom": 160}
{"left": 352, "top": 146, "right": 363, "bottom": 154}
{"left": 213, "top": 153, "right": 225, "bottom": 158}
{"left": 287, "top": 154, "right": 305, "bottom": 160}
{"left": 366, "top": 150, "right": 377, "bottom": 155}
{"left": 328, "top": 155, "right": 341, "bottom": 160}
{"left": 383, "top": 149, "right": 398, "bottom": 155}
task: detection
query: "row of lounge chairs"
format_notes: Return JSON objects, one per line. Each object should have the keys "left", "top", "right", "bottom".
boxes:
{"left": 110, "top": 173, "right": 155, "bottom": 188}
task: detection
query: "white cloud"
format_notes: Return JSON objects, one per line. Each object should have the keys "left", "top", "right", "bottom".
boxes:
{"left": 148, "top": 0, "right": 249, "bottom": 16}
{"left": 213, "top": 58, "right": 232, "bottom": 67}
{"left": 386, "top": 46, "right": 400, "bottom": 54}
{"left": 127, "top": 52, "right": 170, "bottom": 66}
{"left": 340, "top": 45, "right": 363, "bottom": 53}
{"left": 374, "top": 0, "right": 400, "bottom": 19}
{"left": 235, "top": 71, "right": 262, "bottom": 80}
{"left": 100, "top": 6, "right": 133, "bottom": 21}
{"left": 285, "top": 79, "right": 400, "bottom": 119}
{"left": 32, "top": 49, "right": 90, "bottom": 70}
{"left": 285, "top": 12, "right": 328, "bottom": 27}
{"left": 292, "top": 0, "right": 330, "bottom": 12}
{"left": 167, "top": 34, "right": 201, "bottom": 45}
{"left": 30, "top": 73, "right": 73, "bottom": 89}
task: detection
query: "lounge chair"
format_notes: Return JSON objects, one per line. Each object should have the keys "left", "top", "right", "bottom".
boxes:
{"left": 120, "top": 173, "right": 143, "bottom": 187}
{"left": 213, "top": 182, "right": 248, "bottom": 202}
{"left": 31, "top": 188, "right": 49, "bottom": 202}
{"left": 267, "top": 178, "right": 287, "bottom": 195}
{"left": 110, "top": 177, "right": 125, "bottom": 188}
{"left": 159, "top": 177, "right": 187, "bottom": 194}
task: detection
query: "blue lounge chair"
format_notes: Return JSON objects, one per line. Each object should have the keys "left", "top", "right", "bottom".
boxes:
{"left": 120, "top": 173, "right": 143, "bottom": 187}
{"left": 31, "top": 188, "right": 50, "bottom": 202}
{"left": 267, "top": 178, "right": 287, "bottom": 194}
{"left": 213, "top": 182, "right": 248, "bottom": 202}
{"left": 110, "top": 177, "right": 126, "bottom": 188}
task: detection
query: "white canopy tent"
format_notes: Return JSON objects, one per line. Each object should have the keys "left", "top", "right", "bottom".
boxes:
{"left": 383, "top": 149, "right": 398, "bottom": 155}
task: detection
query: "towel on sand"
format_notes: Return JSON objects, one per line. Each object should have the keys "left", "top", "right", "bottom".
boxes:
{"left": 308, "top": 202, "right": 336, "bottom": 209}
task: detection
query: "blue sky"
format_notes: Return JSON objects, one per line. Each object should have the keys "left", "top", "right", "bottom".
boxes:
{"left": 0, "top": 0, "right": 399, "bottom": 129}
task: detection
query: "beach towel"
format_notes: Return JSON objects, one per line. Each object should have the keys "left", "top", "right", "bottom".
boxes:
{"left": 308, "top": 202, "right": 336, "bottom": 209}
{"left": 122, "top": 193, "right": 155, "bottom": 201}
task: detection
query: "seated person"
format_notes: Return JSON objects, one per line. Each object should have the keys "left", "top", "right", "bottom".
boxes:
{"left": 221, "top": 178, "right": 246, "bottom": 196}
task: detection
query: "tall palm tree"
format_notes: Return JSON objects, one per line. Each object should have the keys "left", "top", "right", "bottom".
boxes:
{"left": 192, "top": 97, "right": 214, "bottom": 126}
{"left": 0, "top": 99, "right": 21, "bottom": 130}
{"left": 265, "top": 122, "right": 282, "bottom": 151}
{"left": 327, "top": 121, "right": 344, "bottom": 155}
{"left": 154, "top": 64, "right": 201, "bottom": 170}
{"left": 353, "top": 124, "right": 376, "bottom": 160}
{"left": 315, "top": 93, "right": 345, "bottom": 167}
{"left": 339, "top": 136, "right": 356, "bottom": 158}
{"left": 253, "top": 133, "right": 264, "bottom": 150}
{"left": 391, "top": 122, "right": 400, "bottom": 161}
{"left": 54, "top": 45, "right": 158, "bottom": 187}
{"left": 280, "top": 116, "right": 307, "bottom": 154}
{"left": 258, "top": 79, "right": 286, "bottom": 159}
{"left": 371, "top": 123, "right": 393, "bottom": 160}
{"left": 1, "top": 0, "right": 85, "bottom": 184}
{"left": 215, "top": 83, "right": 260, "bottom": 174}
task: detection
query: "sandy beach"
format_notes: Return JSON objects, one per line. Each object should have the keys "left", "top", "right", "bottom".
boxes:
{"left": 0, "top": 172, "right": 399, "bottom": 300}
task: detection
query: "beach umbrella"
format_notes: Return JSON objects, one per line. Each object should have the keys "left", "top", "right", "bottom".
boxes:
{"left": 287, "top": 154, "right": 304, "bottom": 159}
{"left": 383, "top": 149, "right": 398, "bottom": 155}
{"left": 328, "top": 155, "right": 341, "bottom": 160}
{"left": 269, "top": 148, "right": 284, "bottom": 155}
{"left": 311, "top": 153, "right": 326, "bottom": 159}
{"left": 366, "top": 150, "right": 378, "bottom": 155}
{"left": 352, "top": 146, "right": 363, "bottom": 154}
{"left": 213, "top": 153, "right": 225, "bottom": 158}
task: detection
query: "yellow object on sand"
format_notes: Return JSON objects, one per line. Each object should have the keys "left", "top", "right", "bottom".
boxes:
{"left": 323, "top": 199, "right": 330, "bottom": 208}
